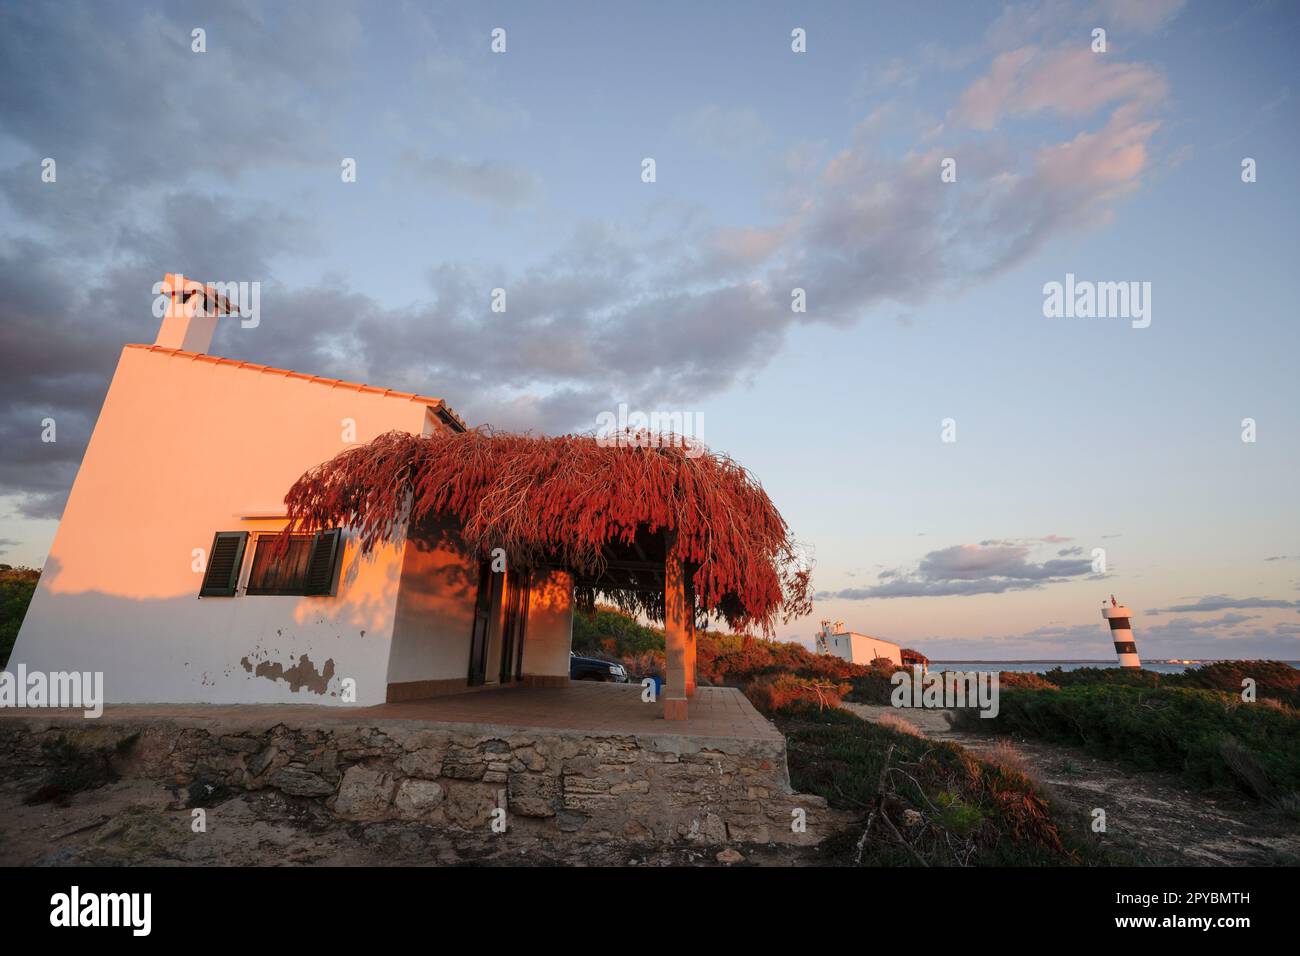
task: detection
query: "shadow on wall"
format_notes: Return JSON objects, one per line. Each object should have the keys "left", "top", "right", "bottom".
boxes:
{"left": 8, "top": 556, "right": 388, "bottom": 705}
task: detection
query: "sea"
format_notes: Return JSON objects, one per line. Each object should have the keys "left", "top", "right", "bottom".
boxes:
{"left": 929, "top": 660, "right": 1300, "bottom": 674}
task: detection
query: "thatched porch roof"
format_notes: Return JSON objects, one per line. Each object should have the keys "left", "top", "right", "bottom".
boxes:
{"left": 281, "top": 428, "right": 811, "bottom": 633}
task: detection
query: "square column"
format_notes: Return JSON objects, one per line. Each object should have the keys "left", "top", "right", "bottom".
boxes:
{"left": 663, "top": 533, "right": 691, "bottom": 720}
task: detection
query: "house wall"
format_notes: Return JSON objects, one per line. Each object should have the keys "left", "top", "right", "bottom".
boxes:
{"left": 9, "top": 346, "right": 444, "bottom": 706}
{"left": 849, "top": 633, "right": 903, "bottom": 666}
{"left": 521, "top": 570, "right": 575, "bottom": 684}
{"left": 385, "top": 516, "right": 480, "bottom": 699}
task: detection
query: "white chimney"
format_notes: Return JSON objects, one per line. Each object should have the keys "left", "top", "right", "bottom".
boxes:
{"left": 154, "top": 273, "right": 232, "bottom": 354}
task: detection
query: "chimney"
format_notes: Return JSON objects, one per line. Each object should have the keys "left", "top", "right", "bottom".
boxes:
{"left": 154, "top": 273, "right": 232, "bottom": 353}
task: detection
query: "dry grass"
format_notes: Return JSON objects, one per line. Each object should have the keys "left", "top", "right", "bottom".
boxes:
{"left": 876, "top": 713, "right": 925, "bottom": 737}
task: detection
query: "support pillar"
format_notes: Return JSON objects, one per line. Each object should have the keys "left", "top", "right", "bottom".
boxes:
{"left": 663, "top": 533, "right": 690, "bottom": 720}
{"left": 684, "top": 565, "right": 697, "bottom": 698}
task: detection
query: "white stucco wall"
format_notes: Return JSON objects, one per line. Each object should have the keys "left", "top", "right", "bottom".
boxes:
{"left": 521, "top": 570, "right": 575, "bottom": 678}
{"left": 385, "top": 516, "right": 480, "bottom": 688}
{"left": 9, "top": 345, "right": 449, "bottom": 706}
{"left": 822, "top": 632, "right": 902, "bottom": 667}
{"left": 849, "top": 633, "right": 902, "bottom": 666}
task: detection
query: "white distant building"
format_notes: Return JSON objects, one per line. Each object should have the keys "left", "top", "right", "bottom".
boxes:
{"left": 814, "top": 620, "right": 902, "bottom": 666}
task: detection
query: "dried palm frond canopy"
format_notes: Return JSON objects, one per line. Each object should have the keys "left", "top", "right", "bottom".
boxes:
{"left": 282, "top": 428, "right": 812, "bottom": 633}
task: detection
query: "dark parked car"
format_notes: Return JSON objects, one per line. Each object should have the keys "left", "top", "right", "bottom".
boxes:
{"left": 570, "top": 651, "right": 629, "bottom": 683}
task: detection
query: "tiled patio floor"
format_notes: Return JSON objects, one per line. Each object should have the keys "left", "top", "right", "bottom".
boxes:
{"left": 360, "top": 683, "right": 782, "bottom": 740}
{"left": 0, "top": 683, "right": 781, "bottom": 742}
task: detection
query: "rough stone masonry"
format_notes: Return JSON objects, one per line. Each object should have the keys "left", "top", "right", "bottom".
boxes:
{"left": 0, "top": 712, "right": 850, "bottom": 848}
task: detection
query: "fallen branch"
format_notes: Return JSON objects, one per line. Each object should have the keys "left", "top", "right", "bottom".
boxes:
{"left": 855, "top": 744, "right": 895, "bottom": 865}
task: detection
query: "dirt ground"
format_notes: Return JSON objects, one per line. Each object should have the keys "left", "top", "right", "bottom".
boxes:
{"left": 840, "top": 702, "right": 1300, "bottom": 866}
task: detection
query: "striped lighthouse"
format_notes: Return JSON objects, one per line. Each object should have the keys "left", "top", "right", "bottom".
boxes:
{"left": 1102, "top": 594, "right": 1141, "bottom": 669}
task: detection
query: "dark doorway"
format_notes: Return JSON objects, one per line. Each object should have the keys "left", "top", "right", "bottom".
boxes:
{"left": 499, "top": 568, "right": 531, "bottom": 683}
{"left": 467, "top": 561, "right": 500, "bottom": 686}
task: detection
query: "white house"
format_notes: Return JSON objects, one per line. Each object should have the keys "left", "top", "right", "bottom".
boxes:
{"left": 9, "top": 276, "right": 575, "bottom": 706}
{"left": 814, "top": 621, "right": 902, "bottom": 666}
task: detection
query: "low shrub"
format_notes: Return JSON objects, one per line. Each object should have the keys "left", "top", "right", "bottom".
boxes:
{"left": 746, "top": 674, "right": 849, "bottom": 714}
{"left": 1173, "top": 660, "right": 1300, "bottom": 708}
{"left": 773, "top": 704, "right": 1116, "bottom": 866}
{"left": 845, "top": 661, "right": 910, "bottom": 705}
{"left": 0, "top": 565, "right": 40, "bottom": 669}
{"left": 952, "top": 684, "right": 1300, "bottom": 802}
{"left": 998, "top": 671, "right": 1057, "bottom": 691}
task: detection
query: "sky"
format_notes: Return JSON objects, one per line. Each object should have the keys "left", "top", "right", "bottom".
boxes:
{"left": 1, "top": 0, "right": 1297, "bottom": 660}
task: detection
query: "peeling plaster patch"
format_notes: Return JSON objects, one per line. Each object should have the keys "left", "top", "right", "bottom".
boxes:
{"left": 240, "top": 654, "right": 336, "bottom": 694}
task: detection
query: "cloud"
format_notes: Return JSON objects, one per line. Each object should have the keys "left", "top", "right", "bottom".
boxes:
{"left": 1096, "top": 0, "right": 1187, "bottom": 32}
{"left": 916, "top": 610, "right": 1300, "bottom": 661}
{"left": 399, "top": 153, "right": 541, "bottom": 207}
{"left": 1147, "top": 595, "right": 1300, "bottom": 615}
{"left": 953, "top": 45, "right": 1166, "bottom": 130}
{"left": 816, "top": 541, "right": 1096, "bottom": 600}
{"left": 0, "top": 2, "right": 1178, "bottom": 523}
{"left": 0, "top": 1, "right": 361, "bottom": 188}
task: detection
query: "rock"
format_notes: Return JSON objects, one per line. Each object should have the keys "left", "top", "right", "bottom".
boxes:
{"left": 716, "top": 848, "right": 744, "bottom": 865}
{"left": 509, "top": 774, "right": 559, "bottom": 818}
{"left": 247, "top": 744, "right": 279, "bottom": 778}
{"left": 334, "top": 766, "right": 396, "bottom": 819}
{"left": 512, "top": 747, "right": 546, "bottom": 772}
{"left": 396, "top": 748, "right": 443, "bottom": 779}
{"left": 727, "top": 823, "right": 771, "bottom": 844}
{"left": 401, "top": 730, "right": 445, "bottom": 752}
{"left": 394, "top": 779, "right": 444, "bottom": 819}
{"left": 218, "top": 736, "right": 262, "bottom": 754}
{"left": 687, "top": 812, "right": 727, "bottom": 844}
{"left": 268, "top": 766, "right": 334, "bottom": 797}
{"left": 556, "top": 810, "right": 588, "bottom": 833}
{"left": 443, "top": 782, "right": 500, "bottom": 826}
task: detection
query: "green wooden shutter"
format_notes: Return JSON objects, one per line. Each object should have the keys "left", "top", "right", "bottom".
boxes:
{"left": 200, "top": 532, "right": 248, "bottom": 597}
{"left": 304, "top": 529, "right": 342, "bottom": 596}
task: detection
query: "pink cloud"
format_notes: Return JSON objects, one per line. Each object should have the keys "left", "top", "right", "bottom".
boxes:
{"left": 953, "top": 45, "right": 1166, "bottom": 130}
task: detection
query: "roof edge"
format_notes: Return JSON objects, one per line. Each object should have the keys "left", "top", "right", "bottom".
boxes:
{"left": 123, "top": 344, "right": 468, "bottom": 431}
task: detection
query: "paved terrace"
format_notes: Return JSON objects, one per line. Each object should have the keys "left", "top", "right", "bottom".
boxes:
{"left": 0, "top": 683, "right": 782, "bottom": 744}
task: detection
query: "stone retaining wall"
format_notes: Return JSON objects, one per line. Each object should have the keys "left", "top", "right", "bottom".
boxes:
{"left": 0, "top": 716, "right": 849, "bottom": 847}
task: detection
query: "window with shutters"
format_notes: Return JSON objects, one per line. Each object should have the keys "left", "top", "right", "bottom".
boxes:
{"left": 246, "top": 529, "right": 342, "bottom": 596}
{"left": 199, "top": 531, "right": 248, "bottom": 597}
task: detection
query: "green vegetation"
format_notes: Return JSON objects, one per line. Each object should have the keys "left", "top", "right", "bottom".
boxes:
{"left": 1034, "top": 661, "right": 1300, "bottom": 706}
{"left": 775, "top": 704, "right": 1118, "bottom": 866}
{"left": 952, "top": 678, "right": 1300, "bottom": 808}
{"left": 0, "top": 565, "right": 39, "bottom": 669}
{"left": 572, "top": 604, "right": 665, "bottom": 659}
